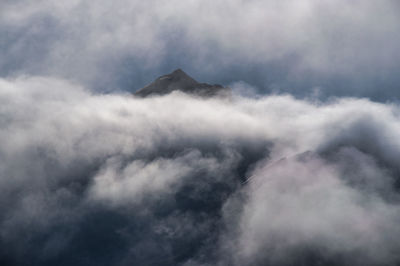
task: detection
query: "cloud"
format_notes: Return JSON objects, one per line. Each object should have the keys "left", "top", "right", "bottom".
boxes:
{"left": 1, "top": 76, "right": 400, "bottom": 265}
{"left": 227, "top": 152, "right": 400, "bottom": 266}
{"left": 1, "top": 0, "right": 399, "bottom": 99}
{"left": 2, "top": 1, "right": 400, "bottom": 265}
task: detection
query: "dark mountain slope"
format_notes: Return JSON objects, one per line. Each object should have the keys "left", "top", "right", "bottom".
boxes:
{"left": 134, "top": 69, "right": 230, "bottom": 97}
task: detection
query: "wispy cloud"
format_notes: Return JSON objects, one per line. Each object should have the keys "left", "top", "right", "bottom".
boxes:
{"left": 1, "top": 0, "right": 399, "bottom": 98}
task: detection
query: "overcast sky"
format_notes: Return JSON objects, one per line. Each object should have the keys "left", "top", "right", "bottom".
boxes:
{"left": 1, "top": 0, "right": 400, "bottom": 99}
{"left": 2, "top": 1, "right": 400, "bottom": 266}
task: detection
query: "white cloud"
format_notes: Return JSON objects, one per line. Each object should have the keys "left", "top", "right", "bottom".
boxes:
{"left": 1, "top": 0, "right": 399, "bottom": 96}
{"left": 2, "top": 76, "right": 400, "bottom": 264}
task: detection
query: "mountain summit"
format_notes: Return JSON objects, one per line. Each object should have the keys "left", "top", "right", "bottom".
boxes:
{"left": 134, "top": 69, "right": 230, "bottom": 97}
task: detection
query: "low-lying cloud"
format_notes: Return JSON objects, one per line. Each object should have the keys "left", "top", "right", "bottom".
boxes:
{"left": 1, "top": 76, "right": 400, "bottom": 265}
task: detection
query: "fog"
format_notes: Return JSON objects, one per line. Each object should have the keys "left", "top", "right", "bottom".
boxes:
{"left": 1, "top": 76, "right": 400, "bottom": 265}
{"left": 2, "top": 1, "right": 400, "bottom": 264}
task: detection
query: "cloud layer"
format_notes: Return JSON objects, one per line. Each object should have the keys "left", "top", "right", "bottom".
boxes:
{"left": 1, "top": 77, "right": 400, "bottom": 265}
{"left": 1, "top": 0, "right": 400, "bottom": 99}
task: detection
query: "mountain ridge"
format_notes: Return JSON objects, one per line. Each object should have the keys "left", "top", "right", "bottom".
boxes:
{"left": 134, "top": 69, "right": 230, "bottom": 97}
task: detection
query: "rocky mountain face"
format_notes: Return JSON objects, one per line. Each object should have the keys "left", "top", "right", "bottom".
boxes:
{"left": 134, "top": 69, "right": 230, "bottom": 97}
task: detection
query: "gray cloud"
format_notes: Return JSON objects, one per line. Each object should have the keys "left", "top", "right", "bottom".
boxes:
{"left": 227, "top": 152, "right": 400, "bottom": 265}
{"left": 1, "top": 76, "right": 400, "bottom": 265}
{"left": 2, "top": 1, "right": 400, "bottom": 265}
{"left": 1, "top": 0, "right": 400, "bottom": 99}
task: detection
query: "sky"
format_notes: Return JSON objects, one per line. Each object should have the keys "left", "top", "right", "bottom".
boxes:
{"left": 1, "top": 1, "right": 400, "bottom": 266}
{"left": 1, "top": 0, "right": 400, "bottom": 99}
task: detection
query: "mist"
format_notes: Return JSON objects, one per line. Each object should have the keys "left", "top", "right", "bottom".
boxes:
{"left": 2, "top": 1, "right": 400, "bottom": 265}
{"left": 0, "top": 76, "right": 400, "bottom": 265}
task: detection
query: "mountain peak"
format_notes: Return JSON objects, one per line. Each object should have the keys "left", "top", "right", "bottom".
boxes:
{"left": 134, "top": 69, "right": 230, "bottom": 98}
{"left": 171, "top": 68, "right": 185, "bottom": 75}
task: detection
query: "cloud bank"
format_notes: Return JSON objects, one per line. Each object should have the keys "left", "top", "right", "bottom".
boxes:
{"left": 1, "top": 0, "right": 400, "bottom": 99}
{"left": 1, "top": 76, "right": 400, "bottom": 265}
{"left": 1, "top": 1, "right": 400, "bottom": 264}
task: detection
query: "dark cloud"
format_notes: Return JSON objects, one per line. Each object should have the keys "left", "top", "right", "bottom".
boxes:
{"left": 1, "top": 77, "right": 400, "bottom": 265}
